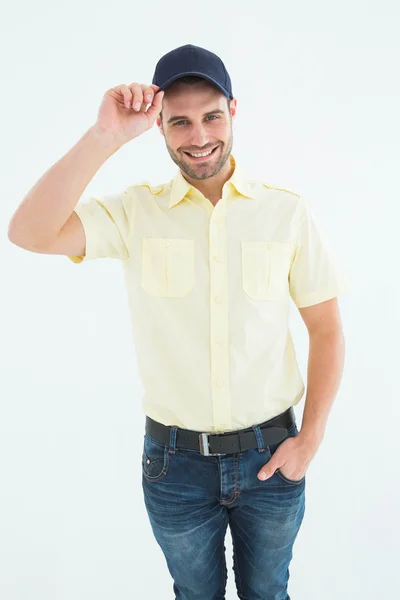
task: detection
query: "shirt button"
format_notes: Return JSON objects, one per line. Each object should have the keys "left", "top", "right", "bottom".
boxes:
{"left": 213, "top": 256, "right": 220, "bottom": 262}
{"left": 164, "top": 242, "right": 170, "bottom": 247}
{"left": 215, "top": 296, "right": 222, "bottom": 303}
{"left": 216, "top": 336, "right": 222, "bottom": 343}
{"left": 265, "top": 243, "right": 273, "bottom": 250}
{"left": 216, "top": 379, "right": 223, "bottom": 387}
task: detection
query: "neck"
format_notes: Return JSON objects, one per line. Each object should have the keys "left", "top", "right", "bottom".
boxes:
{"left": 181, "top": 156, "right": 234, "bottom": 203}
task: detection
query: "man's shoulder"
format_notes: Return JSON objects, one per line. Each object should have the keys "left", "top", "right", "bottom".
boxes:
{"left": 244, "top": 179, "right": 306, "bottom": 224}
{"left": 124, "top": 180, "right": 169, "bottom": 196}
{"left": 261, "top": 181, "right": 300, "bottom": 198}
{"left": 248, "top": 178, "right": 302, "bottom": 207}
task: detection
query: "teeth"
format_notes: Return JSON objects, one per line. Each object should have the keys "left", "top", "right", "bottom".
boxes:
{"left": 189, "top": 148, "right": 215, "bottom": 157}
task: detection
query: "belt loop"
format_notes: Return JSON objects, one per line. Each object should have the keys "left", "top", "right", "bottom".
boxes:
{"left": 252, "top": 424, "right": 266, "bottom": 453}
{"left": 168, "top": 425, "right": 179, "bottom": 454}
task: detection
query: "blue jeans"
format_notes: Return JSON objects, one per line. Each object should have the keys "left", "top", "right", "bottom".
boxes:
{"left": 141, "top": 418, "right": 306, "bottom": 600}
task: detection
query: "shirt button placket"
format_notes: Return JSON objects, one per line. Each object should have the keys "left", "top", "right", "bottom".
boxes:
{"left": 209, "top": 200, "right": 231, "bottom": 430}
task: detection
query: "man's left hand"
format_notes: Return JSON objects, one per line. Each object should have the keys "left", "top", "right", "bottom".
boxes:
{"left": 257, "top": 433, "right": 319, "bottom": 481}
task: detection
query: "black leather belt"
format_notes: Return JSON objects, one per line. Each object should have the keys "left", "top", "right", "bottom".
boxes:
{"left": 145, "top": 407, "right": 296, "bottom": 456}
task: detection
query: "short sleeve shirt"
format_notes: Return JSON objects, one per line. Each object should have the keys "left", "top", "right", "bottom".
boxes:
{"left": 68, "top": 155, "right": 348, "bottom": 432}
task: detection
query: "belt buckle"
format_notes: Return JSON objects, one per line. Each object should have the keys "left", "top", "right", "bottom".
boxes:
{"left": 199, "top": 433, "right": 226, "bottom": 456}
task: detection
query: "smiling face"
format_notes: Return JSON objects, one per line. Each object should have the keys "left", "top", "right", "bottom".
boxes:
{"left": 157, "top": 79, "right": 237, "bottom": 181}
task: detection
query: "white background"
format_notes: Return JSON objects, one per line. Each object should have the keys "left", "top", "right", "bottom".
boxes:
{"left": 1, "top": 1, "right": 399, "bottom": 598}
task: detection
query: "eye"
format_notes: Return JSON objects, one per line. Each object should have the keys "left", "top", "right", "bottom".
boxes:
{"left": 173, "top": 115, "right": 220, "bottom": 126}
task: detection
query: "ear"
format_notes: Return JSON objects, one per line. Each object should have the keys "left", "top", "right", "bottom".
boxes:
{"left": 156, "top": 116, "right": 164, "bottom": 136}
{"left": 229, "top": 98, "right": 237, "bottom": 119}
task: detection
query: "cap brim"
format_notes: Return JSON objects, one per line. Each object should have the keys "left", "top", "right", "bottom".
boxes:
{"left": 158, "top": 71, "right": 232, "bottom": 98}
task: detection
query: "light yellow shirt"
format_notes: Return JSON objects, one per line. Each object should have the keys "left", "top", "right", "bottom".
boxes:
{"left": 68, "top": 155, "right": 347, "bottom": 433}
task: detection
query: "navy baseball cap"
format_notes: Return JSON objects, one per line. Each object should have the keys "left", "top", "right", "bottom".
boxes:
{"left": 152, "top": 44, "right": 234, "bottom": 99}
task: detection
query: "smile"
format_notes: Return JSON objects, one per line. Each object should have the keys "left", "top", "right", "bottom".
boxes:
{"left": 184, "top": 145, "right": 220, "bottom": 161}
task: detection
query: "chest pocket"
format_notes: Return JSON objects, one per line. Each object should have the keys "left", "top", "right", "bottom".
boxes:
{"left": 141, "top": 238, "right": 195, "bottom": 297}
{"left": 241, "top": 241, "right": 293, "bottom": 301}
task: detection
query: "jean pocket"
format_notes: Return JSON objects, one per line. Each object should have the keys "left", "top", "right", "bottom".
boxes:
{"left": 142, "top": 434, "right": 170, "bottom": 483}
{"left": 275, "top": 468, "right": 305, "bottom": 485}
{"left": 269, "top": 423, "right": 306, "bottom": 485}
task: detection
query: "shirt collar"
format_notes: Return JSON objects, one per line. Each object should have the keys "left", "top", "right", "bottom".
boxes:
{"left": 168, "top": 154, "right": 253, "bottom": 209}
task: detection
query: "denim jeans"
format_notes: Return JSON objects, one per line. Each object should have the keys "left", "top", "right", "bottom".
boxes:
{"left": 141, "top": 417, "right": 306, "bottom": 600}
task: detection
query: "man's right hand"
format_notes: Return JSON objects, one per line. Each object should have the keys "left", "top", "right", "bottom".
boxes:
{"left": 94, "top": 82, "right": 164, "bottom": 145}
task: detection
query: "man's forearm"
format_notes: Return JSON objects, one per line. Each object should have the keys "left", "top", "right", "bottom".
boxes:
{"left": 298, "top": 328, "right": 345, "bottom": 448}
{"left": 8, "top": 125, "right": 123, "bottom": 249}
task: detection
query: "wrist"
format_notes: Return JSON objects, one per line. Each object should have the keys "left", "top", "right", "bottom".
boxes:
{"left": 89, "top": 123, "right": 127, "bottom": 152}
{"left": 297, "top": 427, "right": 324, "bottom": 452}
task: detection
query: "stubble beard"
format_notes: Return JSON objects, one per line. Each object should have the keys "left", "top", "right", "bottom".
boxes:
{"left": 166, "top": 133, "right": 233, "bottom": 181}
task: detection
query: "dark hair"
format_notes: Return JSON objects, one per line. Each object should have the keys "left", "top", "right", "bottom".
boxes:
{"left": 159, "top": 75, "right": 231, "bottom": 121}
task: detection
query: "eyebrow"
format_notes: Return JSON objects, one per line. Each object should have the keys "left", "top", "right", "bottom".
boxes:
{"left": 167, "top": 108, "right": 225, "bottom": 125}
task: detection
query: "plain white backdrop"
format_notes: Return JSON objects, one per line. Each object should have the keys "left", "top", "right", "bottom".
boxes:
{"left": 1, "top": 1, "right": 399, "bottom": 598}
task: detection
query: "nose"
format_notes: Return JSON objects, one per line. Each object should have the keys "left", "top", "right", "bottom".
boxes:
{"left": 188, "top": 123, "right": 210, "bottom": 150}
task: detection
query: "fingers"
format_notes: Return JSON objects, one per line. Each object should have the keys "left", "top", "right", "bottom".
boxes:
{"left": 113, "top": 82, "right": 163, "bottom": 116}
{"left": 146, "top": 89, "right": 164, "bottom": 120}
{"left": 129, "top": 82, "right": 143, "bottom": 111}
{"left": 128, "top": 83, "right": 164, "bottom": 119}
{"left": 136, "top": 83, "right": 155, "bottom": 112}
{"left": 118, "top": 84, "right": 133, "bottom": 109}
{"left": 130, "top": 83, "right": 160, "bottom": 111}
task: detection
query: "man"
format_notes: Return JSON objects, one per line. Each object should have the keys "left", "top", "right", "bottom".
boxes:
{"left": 8, "top": 44, "right": 347, "bottom": 599}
